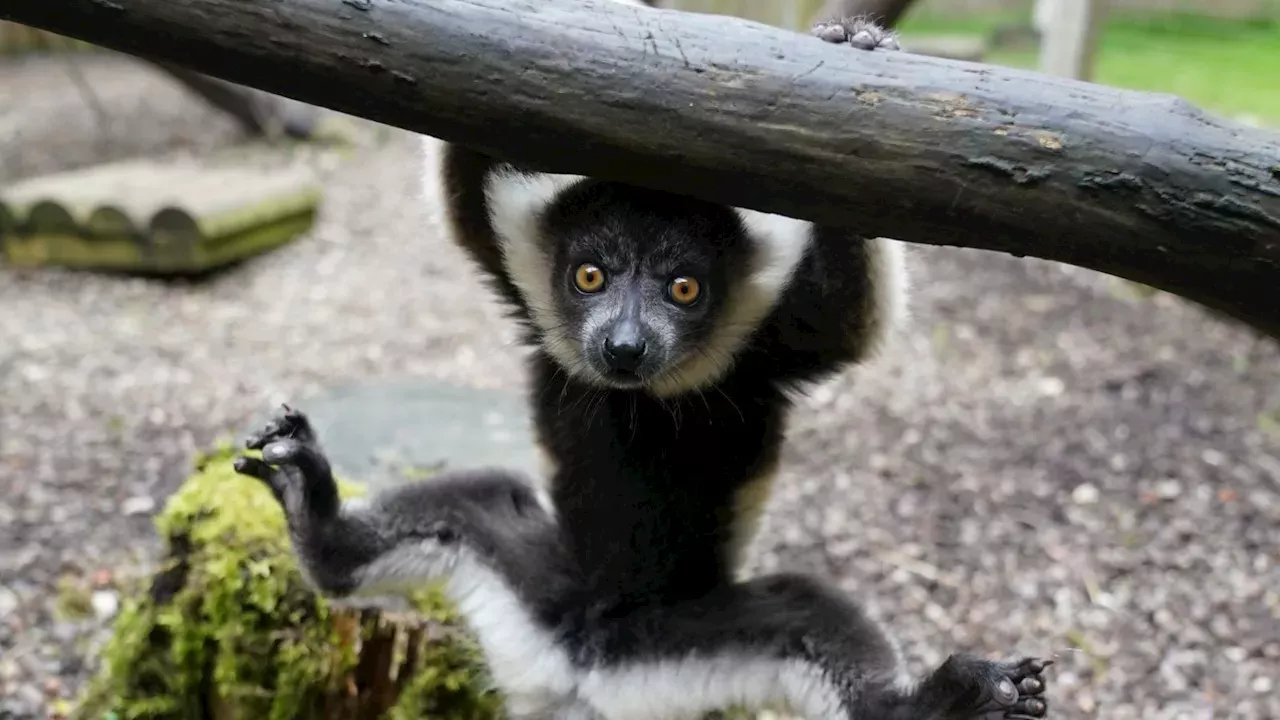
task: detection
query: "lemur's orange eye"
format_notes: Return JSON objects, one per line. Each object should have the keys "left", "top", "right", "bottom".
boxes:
{"left": 574, "top": 263, "right": 605, "bottom": 293}
{"left": 669, "top": 276, "right": 701, "bottom": 305}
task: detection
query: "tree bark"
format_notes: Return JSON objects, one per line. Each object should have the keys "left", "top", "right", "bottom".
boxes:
{"left": 3, "top": 0, "right": 1279, "bottom": 338}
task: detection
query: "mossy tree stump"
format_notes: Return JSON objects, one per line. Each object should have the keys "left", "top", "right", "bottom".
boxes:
{"left": 73, "top": 447, "right": 503, "bottom": 720}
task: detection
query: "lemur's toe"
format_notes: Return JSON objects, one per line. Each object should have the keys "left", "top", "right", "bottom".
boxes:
{"left": 1006, "top": 695, "right": 1047, "bottom": 718}
{"left": 245, "top": 420, "right": 285, "bottom": 450}
{"left": 245, "top": 405, "right": 317, "bottom": 450}
{"left": 261, "top": 437, "right": 334, "bottom": 488}
{"left": 278, "top": 404, "right": 318, "bottom": 442}
{"left": 999, "top": 657, "right": 1050, "bottom": 719}
{"left": 1015, "top": 658, "right": 1053, "bottom": 678}
{"left": 848, "top": 29, "right": 880, "bottom": 50}
{"left": 233, "top": 456, "right": 273, "bottom": 480}
{"left": 233, "top": 455, "right": 288, "bottom": 501}
{"left": 811, "top": 21, "right": 848, "bottom": 43}
{"left": 262, "top": 438, "right": 306, "bottom": 465}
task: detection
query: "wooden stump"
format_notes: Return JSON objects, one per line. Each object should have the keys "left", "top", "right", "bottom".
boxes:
{"left": 71, "top": 448, "right": 504, "bottom": 720}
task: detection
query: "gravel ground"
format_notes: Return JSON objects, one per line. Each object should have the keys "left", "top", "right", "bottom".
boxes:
{"left": 2, "top": 54, "right": 1278, "bottom": 720}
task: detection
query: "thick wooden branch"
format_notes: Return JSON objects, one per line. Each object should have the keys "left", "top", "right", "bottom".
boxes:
{"left": 4, "top": 0, "right": 1279, "bottom": 337}
{"left": 150, "top": 61, "right": 321, "bottom": 140}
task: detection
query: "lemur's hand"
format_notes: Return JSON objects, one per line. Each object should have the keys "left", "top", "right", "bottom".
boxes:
{"left": 929, "top": 654, "right": 1051, "bottom": 720}
{"left": 810, "top": 16, "right": 901, "bottom": 51}
{"left": 234, "top": 405, "right": 341, "bottom": 523}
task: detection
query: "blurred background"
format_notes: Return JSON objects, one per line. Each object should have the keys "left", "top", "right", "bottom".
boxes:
{"left": 1, "top": 1, "right": 1277, "bottom": 719}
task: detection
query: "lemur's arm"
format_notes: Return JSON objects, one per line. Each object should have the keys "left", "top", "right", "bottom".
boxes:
{"left": 435, "top": 0, "right": 659, "bottom": 323}
{"left": 233, "top": 406, "right": 553, "bottom": 598}
{"left": 438, "top": 144, "right": 533, "bottom": 321}
{"left": 732, "top": 17, "right": 910, "bottom": 388}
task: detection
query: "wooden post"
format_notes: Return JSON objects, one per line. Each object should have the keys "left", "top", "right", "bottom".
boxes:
{"left": 1038, "top": 0, "right": 1105, "bottom": 80}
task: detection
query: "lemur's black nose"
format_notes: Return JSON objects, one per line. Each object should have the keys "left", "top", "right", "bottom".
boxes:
{"left": 604, "top": 336, "right": 647, "bottom": 372}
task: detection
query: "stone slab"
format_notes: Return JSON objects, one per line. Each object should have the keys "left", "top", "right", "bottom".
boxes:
{"left": 245, "top": 379, "right": 538, "bottom": 491}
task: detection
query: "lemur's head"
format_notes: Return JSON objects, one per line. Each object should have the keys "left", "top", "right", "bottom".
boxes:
{"left": 488, "top": 172, "right": 812, "bottom": 396}
{"left": 541, "top": 181, "right": 750, "bottom": 390}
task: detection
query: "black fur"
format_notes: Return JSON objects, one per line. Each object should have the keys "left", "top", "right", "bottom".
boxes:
{"left": 236, "top": 407, "right": 1051, "bottom": 720}
{"left": 533, "top": 359, "right": 788, "bottom": 607}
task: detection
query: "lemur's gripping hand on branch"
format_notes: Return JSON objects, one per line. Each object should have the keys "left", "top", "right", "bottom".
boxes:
{"left": 811, "top": 16, "right": 903, "bottom": 51}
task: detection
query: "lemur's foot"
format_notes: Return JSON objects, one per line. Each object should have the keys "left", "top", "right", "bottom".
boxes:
{"left": 233, "top": 405, "right": 339, "bottom": 520}
{"left": 930, "top": 654, "right": 1051, "bottom": 720}
{"left": 244, "top": 403, "right": 317, "bottom": 449}
{"left": 810, "top": 16, "right": 901, "bottom": 51}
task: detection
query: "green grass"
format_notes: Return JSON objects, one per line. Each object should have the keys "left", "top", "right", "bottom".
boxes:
{"left": 895, "top": 11, "right": 1280, "bottom": 126}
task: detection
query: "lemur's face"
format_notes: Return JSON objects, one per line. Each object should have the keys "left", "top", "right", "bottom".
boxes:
{"left": 539, "top": 182, "right": 750, "bottom": 390}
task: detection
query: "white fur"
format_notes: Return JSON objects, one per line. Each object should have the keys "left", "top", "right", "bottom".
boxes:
{"left": 864, "top": 236, "right": 911, "bottom": 358}
{"left": 356, "top": 541, "right": 855, "bottom": 720}
{"left": 446, "top": 549, "right": 580, "bottom": 718}
{"left": 484, "top": 169, "right": 594, "bottom": 379}
{"left": 352, "top": 540, "right": 458, "bottom": 596}
{"left": 442, "top": 552, "right": 852, "bottom": 720}
{"left": 579, "top": 654, "right": 845, "bottom": 720}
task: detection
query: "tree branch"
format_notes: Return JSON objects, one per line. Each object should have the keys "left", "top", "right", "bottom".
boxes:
{"left": 149, "top": 61, "right": 321, "bottom": 140}
{"left": 4, "top": 0, "right": 1279, "bottom": 338}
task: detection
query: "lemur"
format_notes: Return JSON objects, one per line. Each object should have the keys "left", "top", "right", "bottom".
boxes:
{"left": 433, "top": 6, "right": 909, "bottom": 609}
{"left": 234, "top": 406, "right": 1050, "bottom": 720}
{"left": 420, "top": 0, "right": 1050, "bottom": 716}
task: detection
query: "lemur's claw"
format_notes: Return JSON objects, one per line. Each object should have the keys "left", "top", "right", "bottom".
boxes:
{"left": 232, "top": 455, "right": 288, "bottom": 501}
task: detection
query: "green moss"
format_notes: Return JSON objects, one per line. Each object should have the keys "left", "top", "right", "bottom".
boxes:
{"left": 55, "top": 574, "right": 95, "bottom": 621}
{"left": 74, "top": 442, "right": 500, "bottom": 720}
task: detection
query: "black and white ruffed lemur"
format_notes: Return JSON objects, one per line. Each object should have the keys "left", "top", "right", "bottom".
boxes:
{"left": 233, "top": 1, "right": 1054, "bottom": 718}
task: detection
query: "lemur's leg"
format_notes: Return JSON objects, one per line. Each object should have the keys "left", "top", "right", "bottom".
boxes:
{"left": 233, "top": 406, "right": 396, "bottom": 596}
{"left": 810, "top": 16, "right": 902, "bottom": 51}
{"left": 579, "top": 573, "right": 1048, "bottom": 720}
{"left": 233, "top": 406, "right": 541, "bottom": 597}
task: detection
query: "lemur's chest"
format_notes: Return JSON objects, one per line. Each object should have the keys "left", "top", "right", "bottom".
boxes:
{"left": 536, "top": 375, "right": 787, "bottom": 493}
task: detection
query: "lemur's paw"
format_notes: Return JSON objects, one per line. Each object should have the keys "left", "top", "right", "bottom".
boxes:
{"left": 234, "top": 405, "right": 337, "bottom": 517}
{"left": 934, "top": 653, "right": 1051, "bottom": 720}
{"left": 809, "top": 16, "right": 900, "bottom": 51}
{"left": 994, "top": 657, "right": 1050, "bottom": 720}
{"left": 244, "top": 403, "right": 317, "bottom": 450}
